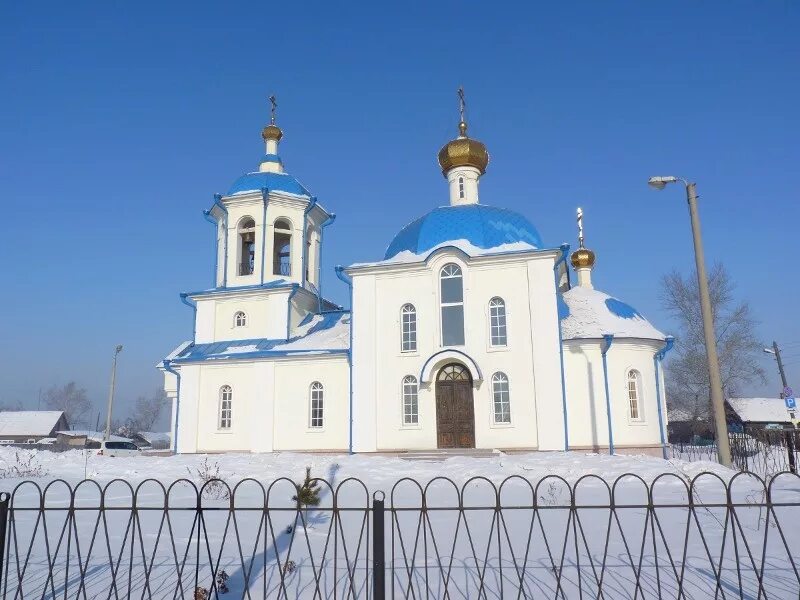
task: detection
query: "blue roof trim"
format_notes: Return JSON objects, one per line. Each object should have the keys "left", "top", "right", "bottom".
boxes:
{"left": 227, "top": 171, "right": 311, "bottom": 197}
{"left": 185, "top": 280, "right": 294, "bottom": 297}
{"left": 260, "top": 154, "right": 283, "bottom": 164}
{"left": 384, "top": 204, "right": 543, "bottom": 260}
{"left": 604, "top": 298, "right": 642, "bottom": 319}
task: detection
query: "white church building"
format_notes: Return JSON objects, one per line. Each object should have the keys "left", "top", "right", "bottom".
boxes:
{"left": 161, "top": 98, "right": 673, "bottom": 456}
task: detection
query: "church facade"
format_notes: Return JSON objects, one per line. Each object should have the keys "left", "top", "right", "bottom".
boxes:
{"left": 161, "top": 99, "right": 672, "bottom": 456}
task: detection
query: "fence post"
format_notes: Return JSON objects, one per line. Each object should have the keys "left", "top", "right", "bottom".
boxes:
{"left": 786, "top": 430, "right": 797, "bottom": 474}
{"left": 0, "top": 492, "right": 9, "bottom": 593}
{"left": 372, "top": 491, "right": 386, "bottom": 600}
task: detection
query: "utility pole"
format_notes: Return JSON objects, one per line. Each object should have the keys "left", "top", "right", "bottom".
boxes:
{"left": 104, "top": 345, "right": 123, "bottom": 441}
{"left": 766, "top": 341, "right": 789, "bottom": 391}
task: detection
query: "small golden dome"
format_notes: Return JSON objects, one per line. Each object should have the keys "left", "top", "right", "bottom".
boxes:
{"left": 570, "top": 247, "right": 596, "bottom": 269}
{"left": 437, "top": 121, "right": 489, "bottom": 177}
{"left": 262, "top": 124, "right": 283, "bottom": 141}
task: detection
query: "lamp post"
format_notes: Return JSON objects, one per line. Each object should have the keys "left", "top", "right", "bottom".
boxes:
{"left": 104, "top": 345, "right": 124, "bottom": 441}
{"left": 648, "top": 176, "right": 732, "bottom": 467}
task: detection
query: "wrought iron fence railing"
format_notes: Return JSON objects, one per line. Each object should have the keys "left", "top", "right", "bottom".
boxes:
{"left": 1, "top": 472, "right": 799, "bottom": 598}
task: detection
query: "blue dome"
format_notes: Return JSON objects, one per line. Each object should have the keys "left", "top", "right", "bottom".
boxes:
{"left": 227, "top": 171, "right": 311, "bottom": 197}
{"left": 384, "top": 204, "right": 543, "bottom": 260}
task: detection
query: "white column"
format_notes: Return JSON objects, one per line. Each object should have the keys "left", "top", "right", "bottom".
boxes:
{"left": 447, "top": 167, "right": 481, "bottom": 205}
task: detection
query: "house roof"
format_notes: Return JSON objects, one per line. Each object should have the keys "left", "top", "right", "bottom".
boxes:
{"left": 56, "top": 430, "right": 131, "bottom": 443}
{"left": 0, "top": 411, "right": 65, "bottom": 437}
{"left": 170, "top": 311, "right": 350, "bottom": 363}
{"left": 727, "top": 398, "right": 793, "bottom": 424}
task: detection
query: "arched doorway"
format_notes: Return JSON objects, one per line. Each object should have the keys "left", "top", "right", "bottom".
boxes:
{"left": 435, "top": 364, "right": 475, "bottom": 449}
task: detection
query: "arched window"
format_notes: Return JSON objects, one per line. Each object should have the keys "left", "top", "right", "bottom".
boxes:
{"left": 401, "top": 304, "right": 417, "bottom": 352}
{"left": 402, "top": 375, "right": 419, "bottom": 425}
{"left": 627, "top": 370, "right": 643, "bottom": 421}
{"left": 489, "top": 297, "right": 507, "bottom": 346}
{"left": 309, "top": 382, "right": 324, "bottom": 428}
{"left": 440, "top": 263, "right": 465, "bottom": 346}
{"left": 219, "top": 385, "right": 232, "bottom": 429}
{"left": 234, "top": 311, "right": 247, "bottom": 327}
{"left": 273, "top": 218, "right": 292, "bottom": 276}
{"left": 438, "top": 363, "right": 471, "bottom": 381}
{"left": 458, "top": 176, "right": 465, "bottom": 199}
{"left": 238, "top": 218, "right": 256, "bottom": 276}
{"left": 491, "top": 372, "right": 511, "bottom": 424}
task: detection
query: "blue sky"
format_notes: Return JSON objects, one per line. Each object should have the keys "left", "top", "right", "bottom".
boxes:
{"left": 1, "top": 2, "right": 798, "bottom": 426}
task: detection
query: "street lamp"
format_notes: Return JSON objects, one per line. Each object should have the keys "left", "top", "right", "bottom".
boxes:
{"left": 104, "top": 345, "right": 124, "bottom": 441}
{"left": 648, "top": 176, "right": 732, "bottom": 467}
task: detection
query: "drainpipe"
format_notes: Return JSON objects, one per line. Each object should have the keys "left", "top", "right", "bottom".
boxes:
{"left": 260, "top": 187, "right": 270, "bottom": 284}
{"left": 335, "top": 265, "right": 354, "bottom": 454}
{"left": 286, "top": 284, "right": 301, "bottom": 340}
{"left": 302, "top": 197, "right": 318, "bottom": 289}
{"left": 213, "top": 194, "right": 229, "bottom": 287}
{"left": 654, "top": 336, "right": 675, "bottom": 459}
{"left": 601, "top": 334, "right": 615, "bottom": 455}
{"left": 553, "top": 243, "right": 571, "bottom": 451}
{"left": 162, "top": 360, "right": 181, "bottom": 454}
{"left": 317, "top": 213, "right": 337, "bottom": 312}
{"left": 179, "top": 293, "right": 197, "bottom": 343}
{"left": 202, "top": 209, "right": 219, "bottom": 286}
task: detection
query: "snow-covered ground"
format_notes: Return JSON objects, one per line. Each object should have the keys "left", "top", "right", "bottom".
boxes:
{"left": 0, "top": 448, "right": 797, "bottom": 599}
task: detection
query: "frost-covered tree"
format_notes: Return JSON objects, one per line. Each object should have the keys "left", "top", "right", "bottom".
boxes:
{"left": 129, "top": 389, "right": 167, "bottom": 431}
{"left": 43, "top": 382, "right": 92, "bottom": 427}
{"left": 661, "top": 263, "right": 765, "bottom": 425}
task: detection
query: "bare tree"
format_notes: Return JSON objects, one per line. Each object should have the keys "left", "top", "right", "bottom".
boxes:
{"left": 661, "top": 263, "right": 765, "bottom": 424}
{"left": 128, "top": 389, "right": 167, "bottom": 432}
{"left": 0, "top": 400, "right": 24, "bottom": 412}
{"left": 43, "top": 382, "right": 92, "bottom": 427}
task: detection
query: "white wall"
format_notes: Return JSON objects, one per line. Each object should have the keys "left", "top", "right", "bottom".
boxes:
{"left": 350, "top": 249, "right": 563, "bottom": 452}
{"left": 563, "top": 338, "right": 666, "bottom": 452}
{"left": 193, "top": 289, "right": 292, "bottom": 343}
{"left": 171, "top": 355, "right": 349, "bottom": 453}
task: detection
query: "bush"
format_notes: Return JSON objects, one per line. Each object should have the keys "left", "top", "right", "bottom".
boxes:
{"left": 0, "top": 451, "right": 48, "bottom": 479}
{"left": 187, "top": 458, "right": 230, "bottom": 500}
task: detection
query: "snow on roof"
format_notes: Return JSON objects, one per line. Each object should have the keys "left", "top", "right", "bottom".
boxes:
{"left": 0, "top": 411, "right": 65, "bottom": 436}
{"left": 135, "top": 431, "right": 171, "bottom": 444}
{"left": 351, "top": 239, "right": 540, "bottom": 268}
{"left": 560, "top": 286, "right": 665, "bottom": 341}
{"left": 171, "top": 311, "right": 350, "bottom": 363}
{"left": 727, "top": 398, "right": 792, "bottom": 423}
{"left": 57, "top": 430, "right": 131, "bottom": 443}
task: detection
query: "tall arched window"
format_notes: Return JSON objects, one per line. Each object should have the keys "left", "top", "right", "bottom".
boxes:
{"left": 219, "top": 385, "right": 233, "bottom": 429}
{"left": 234, "top": 311, "right": 247, "bottom": 327}
{"left": 238, "top": 218, "right": 256, "bottom": 275}
{"left": 491, "top": 372, "right": 511, "bottom": 424}
{"left": 440, "top": 263, "right": 465, "bottom": 346}
{"left": 401, "top": 304, "right": 417, "bottom": 352}
{"left": 627, "top": 370, "right": 643, "bottom": 421}
{"left": 273, "top": 218, "right": 292, "bottom": 276}
{"left": 402, "top": 375, "right": 419, "bottom": 425}
{"left": 309, "top": 382, "right": 324, "bottom": 428}
{"left": 489, "top": 297, "right": 507, "bottom": 346}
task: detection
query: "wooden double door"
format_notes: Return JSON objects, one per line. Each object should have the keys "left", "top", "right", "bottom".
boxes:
{"left": 435, "top": 364, "right": 475, "bottom": 449}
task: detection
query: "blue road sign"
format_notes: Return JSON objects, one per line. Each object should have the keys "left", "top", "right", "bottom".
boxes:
{"left": 786, "top": 396, "right": 797, "bottom": 410}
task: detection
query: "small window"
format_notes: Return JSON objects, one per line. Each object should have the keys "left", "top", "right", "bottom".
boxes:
{"left": 402, "top": 375, "right": 419, "bottom": 425}
{"left": 310, "top": 382, "right": 324, "bottom": 428}
{"left": 401, "top": 304, "right": 417, "bottom": 352}
{"left": 489, "top": 297, "right": 507, "bottom": 347}
{"left": 234, "top": 311, "right": 247, "bottom": 327}
{"left": 440, "top": 263, "right": 465, "bottom": 346}
{"left": 627, "top": 370, "right": 643, "bottom": 421}
{"left": 219, "top": 385, "right": 232, "bottom": 429}
{"left": 491, "top": 372, "right": 511, "bottom": 424}
{"left": 458, "top": 176, "right": 465, "bottom": 199}
{"left": 273, "top": 218, "right": 292, "bottom": 276}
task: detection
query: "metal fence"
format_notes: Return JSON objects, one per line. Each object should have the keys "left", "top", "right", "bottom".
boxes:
{"left": 1, "top": 472, "right": 799, "bottom": 599}
{"left": 671, "top": 430, "right": 799, "bottom": 477}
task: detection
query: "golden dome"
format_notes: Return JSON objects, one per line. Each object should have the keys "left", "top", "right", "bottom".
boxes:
{"left": 437, "top": 121, "right": 489, "bottom": 177}
{"left": 570, "top": 247, "right": 596, "bottom": 269}
{"left": 261, "top": 124, "right": 283, "bottom": 141}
